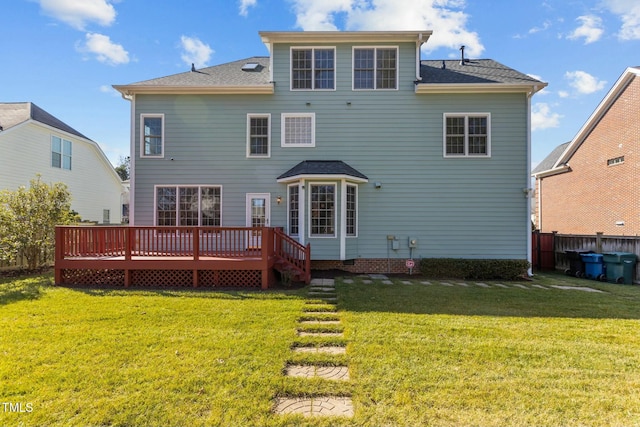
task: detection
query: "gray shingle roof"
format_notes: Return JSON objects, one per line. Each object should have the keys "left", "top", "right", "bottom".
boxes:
{"left": 420, "top": 59, "right": 542, "bottom": 85}
{"left": 0, "top": 102, "right": 90, "bottom": 140}
{"left": 124, "top": 57, "right": 271, "bottom": 87}
{"left": 277, "top": 160, "right": 368, "bottom": 181}
{"left": 532, "top": 142, "right": 571, "bottom": 174}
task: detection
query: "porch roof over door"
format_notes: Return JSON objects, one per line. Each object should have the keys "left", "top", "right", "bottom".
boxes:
{"left": 276, "top": 160, "right": 368, "bottom": 184}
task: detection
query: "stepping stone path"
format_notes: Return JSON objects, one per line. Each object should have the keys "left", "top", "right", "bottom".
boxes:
{"left": 274, "top": 277, "right": 354, "bottom": 418}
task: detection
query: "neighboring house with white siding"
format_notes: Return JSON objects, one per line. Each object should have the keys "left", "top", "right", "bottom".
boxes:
{"left": 114, "top": 30, "right": 546, "bottom": 272}
{"left": 0, "top": 102, "right": 123, "bottom": 224}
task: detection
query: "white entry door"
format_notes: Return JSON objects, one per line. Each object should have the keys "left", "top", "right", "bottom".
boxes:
{"left": 246, "top": 193, "right": 270, "bottom": 249}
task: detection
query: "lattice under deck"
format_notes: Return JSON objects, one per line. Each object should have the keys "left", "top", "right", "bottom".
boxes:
{"left": 199, "top": 270, "right": 261, "bottom": 288}
{"left": 61, "top": 269, "right": 125, "bottom": 287}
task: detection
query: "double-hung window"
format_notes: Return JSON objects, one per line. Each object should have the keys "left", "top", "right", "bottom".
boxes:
{"left": 346, "top": 185, "right": 357, "bottom": 237}
{"left": 51, "top": 136, "right": 72, "bottom": 170}
{"left": 156, "top": 185, "right": 221, "bottom": 226}
{"left": 141, "top": 114, "right": 164, "bottom": 157}
{"left": 288, "top": 184, "right": 299, "bottom": 236}
{"left": 247, "top": 114, "right": 270, "bottom": 157}
{"left": 281, "top": 113, "right": 315, "bottom": 147}
{"left": 291, "top": 48, "right": 335, "bottom": 90}
{"left": 444, "top": 113, "right": 491, "bottom": 157}
{"left": 310, "top": 184, "right": 335, "bottom": 237}
{"left": 353, "top": 47, "right": 398, "bottom": 90}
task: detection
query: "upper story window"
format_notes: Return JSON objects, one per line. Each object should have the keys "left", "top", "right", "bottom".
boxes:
{"left": 353, "top": 47, "right": 398, "bottom": 90}
{"left": 51, "top": 136, "right": 72, "bottom": 170}
{"left": 282, "top": 113, "right": 315, "bottom": 147}
{"left": 247, "top": 114, "right": 270, "bottom": 158}
{"left": 443, "top": 113, "right": 491, "bottom": 157}
{"left": 141, "top": 114, "right": 164, "bottom": 158}
{"left": 291, "top": 47, "right": 335, "bottom": 90}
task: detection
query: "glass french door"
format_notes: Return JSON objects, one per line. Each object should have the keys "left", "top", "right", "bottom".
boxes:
{"left": 245, "top": 193, "right": 270, "bottom": 249}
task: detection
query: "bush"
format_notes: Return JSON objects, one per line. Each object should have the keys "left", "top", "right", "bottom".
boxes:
{"left": 420, "top": 258, "right": 530, "bottom": 280}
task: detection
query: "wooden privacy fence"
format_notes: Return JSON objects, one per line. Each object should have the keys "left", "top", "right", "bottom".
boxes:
{"left": 532, "top": 231, "right": 640, "bottom": 284}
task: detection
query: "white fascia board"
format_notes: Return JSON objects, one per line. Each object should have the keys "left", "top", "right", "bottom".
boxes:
{"left": 531, "top": 165, "right": 571, "bottom": 179}
{"left": 112, "top": 85, "right": 274, "bottom": 96}
{"left": 554, "top": 68, "right": 639, "bottom": 168}
{"left": 260, "top": 31, "right": 431, "bottom": 45}
{"left": 415, "top": 83, "right": 548, "bottom": 94}
{"left": 277, "top": 174, "right": 368, "bottom": 184}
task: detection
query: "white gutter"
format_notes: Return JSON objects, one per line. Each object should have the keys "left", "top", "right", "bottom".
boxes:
{"left": 112, "top": 85, "right": 274, "bottom": 96}
{"left": 526, "top": 91, "right": 533, "bottom": 277}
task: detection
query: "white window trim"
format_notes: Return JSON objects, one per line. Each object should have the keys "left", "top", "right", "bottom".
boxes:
{"left": 345, "top": 183, "right": 358, "bottom": 238}
{"left": 287, "top": 183, "right": 300, "bottom": 237}
{"left": 308, "top": 182, "right": 337, "bottom": 239}
{"left": 153, "top": 184, "right": 223, "bottom": 227}
{"left": 290, "top": 46, "right": 337, "bottom": 91}
{"left": 442, "top": 113, "right": 492, "bottom": 158}
{"left": 246, "top": 113, "right": 271, "bottom": 158}
{"left": 352, "top": 46, "right": 399, "bottom": 91}
{"left": 51, "top": 135, "right": 72, "bottom": 171}
{"left": 140, "top": 114, "right": 165, "bottom": 158}
{"left": 281, "top": 113, "right": 316, "bottom": 147}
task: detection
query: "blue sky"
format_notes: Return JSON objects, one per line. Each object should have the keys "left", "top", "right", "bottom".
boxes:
{"left": 2, "top": 0, "right": 638, "bottom": 168}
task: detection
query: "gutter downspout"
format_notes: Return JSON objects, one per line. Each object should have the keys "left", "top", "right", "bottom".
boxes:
{"left": 128, "top": 94, "right": 135, "bottom": 225}
{"left": 526, "top": 89, "right": 534, "bottom": 277}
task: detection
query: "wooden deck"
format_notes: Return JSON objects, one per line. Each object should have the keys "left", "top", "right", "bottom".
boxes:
{"left": 55, "top": 226, "right": 311, "bottom": 289}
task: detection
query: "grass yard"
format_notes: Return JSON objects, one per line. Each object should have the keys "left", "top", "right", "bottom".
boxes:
{"left": 1, "top": 272, "right": 640, "bottom": 426}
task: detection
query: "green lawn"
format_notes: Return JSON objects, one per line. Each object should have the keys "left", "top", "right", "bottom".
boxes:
{"left": 1, "top": 272, "right": 640, "bottom": 426}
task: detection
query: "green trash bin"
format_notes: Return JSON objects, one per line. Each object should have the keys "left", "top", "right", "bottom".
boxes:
{"left": 602, "top": 252, "right": 637, "bottom": 284}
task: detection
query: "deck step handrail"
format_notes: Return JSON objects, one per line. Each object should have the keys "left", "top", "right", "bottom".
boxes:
{"left": 273, "top": 227, "right": 311, "bottom": 284}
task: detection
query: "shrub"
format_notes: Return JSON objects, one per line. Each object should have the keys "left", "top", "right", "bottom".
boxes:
{"left": 420, "top": 258, "right": 530, "bottom": 280}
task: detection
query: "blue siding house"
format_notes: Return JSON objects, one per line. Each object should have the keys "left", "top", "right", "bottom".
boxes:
{"left": 114, "top": 30, "right": 546, "bottom": 273}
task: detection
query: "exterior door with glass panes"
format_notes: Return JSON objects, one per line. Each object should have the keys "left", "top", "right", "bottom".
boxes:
{"left": 245, "top": 193, "right": 270, "bottom": 249}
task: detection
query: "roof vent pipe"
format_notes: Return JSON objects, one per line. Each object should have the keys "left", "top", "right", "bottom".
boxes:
{"left": 459, "top": 45, "right": 465, "bottom": 65}
{"left": 191, "top": 63, "right": 196, "bottom": 72}
{"left": 441, "top": 60, "right": 446, "bottom": 70}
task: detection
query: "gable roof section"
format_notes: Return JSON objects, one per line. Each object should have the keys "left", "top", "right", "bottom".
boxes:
{"left": 277, "top": 160, "right": 368, "bottom": 183}
{"left": 0, "top": 102, "right": 90, "bottom": 140}
{"left": 552, "top": 67, "right": 640, "bottom": 168}
{"left": 417, "top": 59, "right": 546, "bottom": 94}
{"left": 113, "top": 57, "right": 273, "bottom": 96}
{"left": 531, "top": 142, "right": 571, "bottom": 177}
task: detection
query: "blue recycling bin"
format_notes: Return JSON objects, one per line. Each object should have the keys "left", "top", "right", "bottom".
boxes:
{"left": 580, "top": 253, "right": 605, "bottom": 281}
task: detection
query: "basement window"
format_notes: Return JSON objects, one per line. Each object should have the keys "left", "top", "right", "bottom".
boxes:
{"left": 607, "top": 156, "right": 624, "bottom": 166}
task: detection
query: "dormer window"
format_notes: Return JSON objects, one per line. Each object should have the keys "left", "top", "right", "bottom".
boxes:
{"left": 291, "top": 47, "right": 335, "bottom": 90}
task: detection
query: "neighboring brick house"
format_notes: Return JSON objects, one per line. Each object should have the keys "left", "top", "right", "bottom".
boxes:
{"left": 532, "top": 67, "right": 640, "bottom": 235}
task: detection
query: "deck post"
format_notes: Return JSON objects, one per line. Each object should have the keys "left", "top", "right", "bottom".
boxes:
{"left": 125, "top": 227, "right": 133, "bottom": 261}
{"left": 261, "top": 227, "right": 272, "bottom": 289}
{"left": 305, "top": 243, "right": 311, "bottom": 284}
{"left": 54, "top": 226, "right": 63, "bottom": 285}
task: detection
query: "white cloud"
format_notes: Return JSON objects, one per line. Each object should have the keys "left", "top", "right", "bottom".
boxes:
{"left": 289, "top": 0, "right": 484, "bottom": 57}
{"left": 38, "top": 0, "right": 116, "bottom": 30}
{"left": 567, "top": 15, "right": 604, "bottom": 44}
{"left": 558, "top": 90, "right": 569, "bottom": 98}
{"left": 602, "top": 0, "right": 640, "bottom": 40}
{"left": 239, "top": 0, "right": 257, "bottom": 16}
{"left": 99, "top": 85, "right": 120, "bottom": 96}
{"left": 531, "top": 103, "right": 562, "bottom": 131}
{"left": 529, "top": 20, "right": 551, "bottom": 34}
{"left": 565, "top": 70, "right": 607, "bottom": 95}
{"left": 77, "top": 33, "right": 129, "bottom": 65}
{"left": 180, "top": 36, "right": 213, "bottom": 68}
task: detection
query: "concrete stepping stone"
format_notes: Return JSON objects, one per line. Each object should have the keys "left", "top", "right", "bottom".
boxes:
{"left": 343, "top": 279, "right": 354, "bottom": 284}
{"left": 286, "top": 364, "right": 350, "bottom": 381}
{"left": 298, "top": 331, "right": 344, "bottom": 337}
{"left": 299, "top": 320, "right": 341, "bottom": 325}
{"left": 512, "top": 284, "right": 529, "bottom": 289}
{"left": 439, "top": 282, "right": 455, "bottom": 287}
{"left": 369, "top": 274, "right": 388, "bottom": 279}
{"left": 550, "top": 285, "right": 604, "bottom": 293}
{"left": 273, "top": 396, "right": 353, "bottom": 417}
{"left": 292, "top": 346, "right": 346, "bottom": 355}
{"left": 530, "top": 284, "right": 549, "bottom": 289}
{"left": 362, "top": 280, "right": 372, "bottom": 284}
{"left": 382, "top": 280, "right": 393, "bottom": 285}
{"left": 420, "top": 281, "right": 432, "bottom": 285}
{"left": 493, "top": 283, "right": 509, "bottom": 288}
{"left": 456, "top": 282, "right": 469, "bottom": 287}
{"left": 310, "top": 278, "right": 335, "bottom": 286}
{"left": 401, "top": 281, "right": 413, "bottom": 285}
{"left": 475, "top": 282, "right": 490, "bottom": 288}
{"left": 309, "top": 286, "right": 336, "bottom": 292}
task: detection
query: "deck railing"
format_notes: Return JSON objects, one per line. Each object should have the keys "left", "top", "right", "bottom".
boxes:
{"left": 55, "top": 226, "right": 311, "bottom": 287}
